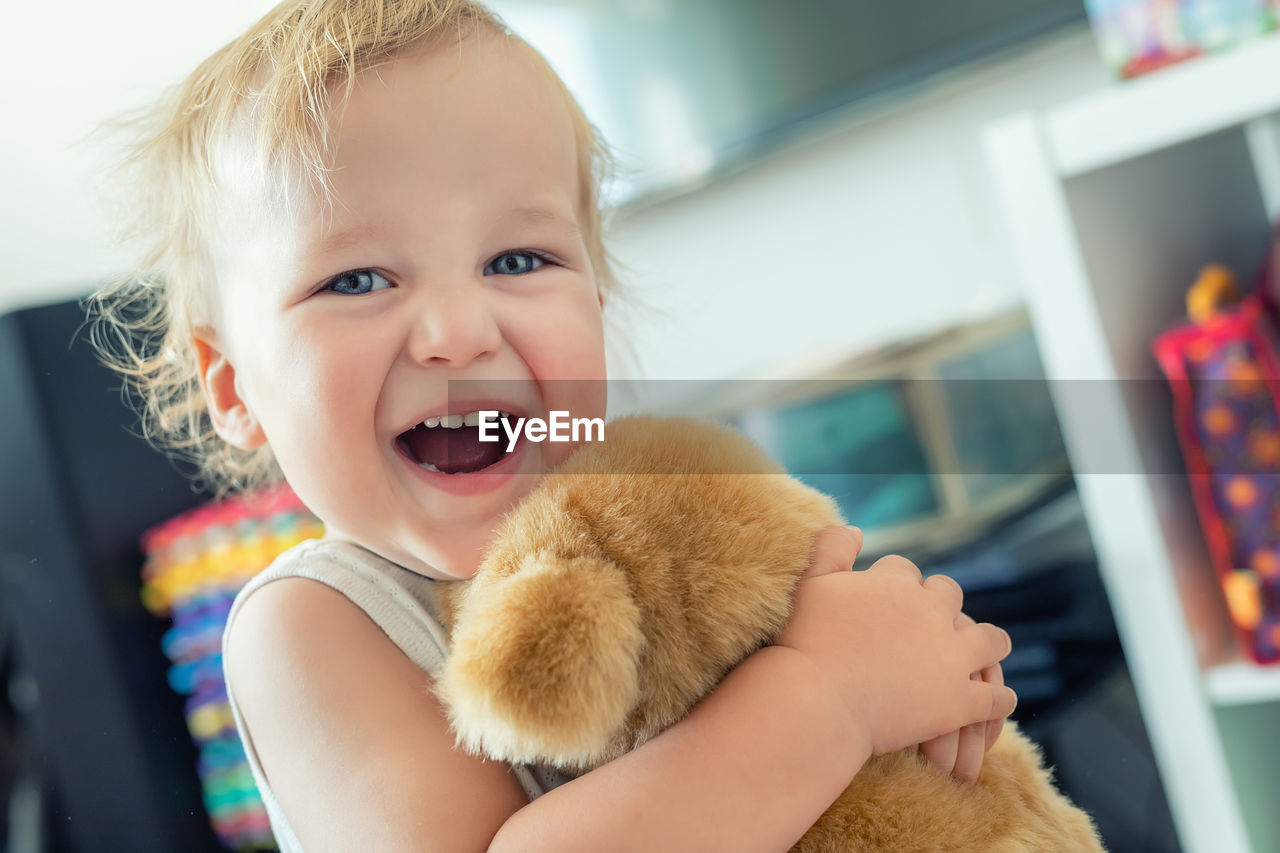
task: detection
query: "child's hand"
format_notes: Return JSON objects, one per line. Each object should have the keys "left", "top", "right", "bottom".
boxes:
{"left": 775, "top": 527, "right": 1016, "bottom": 759}
{"left": 918, "top": 618, "right": 1008, "bottom": 784}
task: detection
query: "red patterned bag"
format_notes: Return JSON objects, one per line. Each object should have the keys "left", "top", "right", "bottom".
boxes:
{"left": 1153, "top": 235, "right": 1280, "bottom": 665}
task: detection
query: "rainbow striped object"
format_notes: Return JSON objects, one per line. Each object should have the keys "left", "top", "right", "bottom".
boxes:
{"left": 141, "top": 485, "right": 323, "bottom": 850}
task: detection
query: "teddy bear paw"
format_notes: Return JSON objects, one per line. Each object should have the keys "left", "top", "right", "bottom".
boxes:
{"left": 438, "top": 552, "right": 646, "bottom": 768}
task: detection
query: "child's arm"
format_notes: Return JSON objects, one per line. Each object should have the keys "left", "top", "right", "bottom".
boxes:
{"left": 494, "top": 526, "right": 1015, "bottom": 851}
{"left": 224, "top": 578, "right": 530, "bottom": 851}
{"left": 225, "top": 527, "right": 1014, "bottom": 853}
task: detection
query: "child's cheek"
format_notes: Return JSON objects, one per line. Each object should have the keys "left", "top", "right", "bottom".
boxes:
{"left": 542, "top": 439, "right": 580, "bottom": 470}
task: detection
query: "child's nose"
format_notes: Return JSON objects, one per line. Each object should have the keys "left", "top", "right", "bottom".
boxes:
{"left": 406, "top": 286, "right": 502, "bottom": 367}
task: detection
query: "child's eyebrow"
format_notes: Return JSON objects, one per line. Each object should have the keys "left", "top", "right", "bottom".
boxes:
{"left": 315, "top": 222, "right": 386, "bottom": 255}
{"left": 312, "top": 206, "right": 581, "bottom": 255}
{"left": 506, "top": 205, "right": 582, "bottom": 239}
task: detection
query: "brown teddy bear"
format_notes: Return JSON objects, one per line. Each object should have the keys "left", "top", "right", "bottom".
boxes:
{"left": 430, "top": 416, "right": 1104, "bottom": 851}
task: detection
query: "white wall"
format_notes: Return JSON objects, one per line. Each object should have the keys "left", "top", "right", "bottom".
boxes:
{"left": 1, "top": 3, "right": 1111, "bottom": 382}
{"left": 0, "top": 0, "right": 281, "bottom": 309}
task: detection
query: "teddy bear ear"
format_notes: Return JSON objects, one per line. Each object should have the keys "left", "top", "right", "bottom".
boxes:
{"left": 437, "top": 552, "right": 645, "bottom": 768}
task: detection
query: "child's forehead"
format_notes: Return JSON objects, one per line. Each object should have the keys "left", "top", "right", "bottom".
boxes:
{"left": 211, "top": 33, "right": 578, "bottom": 223}
{"left": 334, "top": 34, "right": 572, "bottom": 151}
{"left": 205, "top": 33, "right": 584, "bottom": 286}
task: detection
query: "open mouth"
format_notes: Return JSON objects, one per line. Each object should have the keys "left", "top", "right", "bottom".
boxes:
{"left": 396, "top": 410, "right": 516, "bottom": 474}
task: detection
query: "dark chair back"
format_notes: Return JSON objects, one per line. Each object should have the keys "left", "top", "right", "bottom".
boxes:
{"left": 0, "top": 299, "right": 224, "bottom": 852}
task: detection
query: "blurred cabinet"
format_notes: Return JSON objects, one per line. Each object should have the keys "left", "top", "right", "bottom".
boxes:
{"left": 983, "top": 34, "right": 1280, "bottom": 853}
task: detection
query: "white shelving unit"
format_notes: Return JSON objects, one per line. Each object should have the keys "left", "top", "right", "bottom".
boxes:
{"left": 983, "top": 34, "right": 1280, "bottom": 853}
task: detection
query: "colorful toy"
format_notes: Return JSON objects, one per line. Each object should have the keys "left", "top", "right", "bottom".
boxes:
{"left": 1085, "top": 0, "right": 1279, "bottom": 79}
{"left": 1153, "top": 261, "right": 1280, "bottom": 663}
{"left": 141, "top": 485, "right": 323, "bottom": 850}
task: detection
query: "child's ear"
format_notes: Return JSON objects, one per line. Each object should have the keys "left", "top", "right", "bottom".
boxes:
{"left": 192, "top": 328, "right": 266, "bottom": 451}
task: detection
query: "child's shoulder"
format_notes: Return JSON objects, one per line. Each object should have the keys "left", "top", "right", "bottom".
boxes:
{"left": 226, "top": 535, "right": 452, "bottom": 680}
{"left": 223, "top": 537, "right": 386, "bottom": 664}
{"left": 241, "top": 535, "right": 401, "bottom": 590}
{"left": 222, "top": 549, "right": 387, "bottom": 698}
{"left": 221, "top": 554, "right": 527, "bottom": 850}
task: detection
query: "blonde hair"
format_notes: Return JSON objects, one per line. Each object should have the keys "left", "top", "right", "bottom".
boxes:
{"left": 89, "top": 0, "right": 618, "bottom": 494}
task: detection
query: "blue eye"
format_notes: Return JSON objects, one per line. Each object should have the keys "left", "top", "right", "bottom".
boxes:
{"left": 324, "top": 269, "right": 391, "bottom": 295}
{"left": 485, "top": 251, "right": 548, "bottom": 276}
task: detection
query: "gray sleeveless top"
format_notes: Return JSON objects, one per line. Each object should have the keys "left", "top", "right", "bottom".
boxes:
{"left": 221, "top": 537, "right": 574, "bottom": 853}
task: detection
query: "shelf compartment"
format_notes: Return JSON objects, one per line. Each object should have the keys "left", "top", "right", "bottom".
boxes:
{"left": 984, "top": 98, "right": 1280, "bottom": 853}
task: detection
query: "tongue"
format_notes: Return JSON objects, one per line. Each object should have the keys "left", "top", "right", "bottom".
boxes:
{"left": 404, "top": 425, "right": 508, "bottom": 473}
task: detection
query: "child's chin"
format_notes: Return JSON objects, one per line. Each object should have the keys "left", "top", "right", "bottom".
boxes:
{"left": 395, "top": 548, "right": 476, "bottom": 581}
{"left": 406, "top": 532, "right": 491, "bottom": 581}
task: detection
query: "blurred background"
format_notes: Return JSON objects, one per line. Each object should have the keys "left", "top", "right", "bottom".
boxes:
{"left": 5, "top": 1, "right": 1280, "bottom": 851}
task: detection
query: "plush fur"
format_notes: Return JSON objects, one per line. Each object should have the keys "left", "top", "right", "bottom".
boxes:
{"left": 431, "top": 416, "right": 1104, "bottom": 851}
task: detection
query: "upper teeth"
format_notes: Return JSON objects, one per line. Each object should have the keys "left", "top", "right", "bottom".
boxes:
{"left": 422, "top": 410, "right": 508, "bottom": 429}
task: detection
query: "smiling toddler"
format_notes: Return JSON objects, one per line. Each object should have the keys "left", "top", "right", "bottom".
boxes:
{"left": 92, "top": 2, "right": 1017, "bottom": 850}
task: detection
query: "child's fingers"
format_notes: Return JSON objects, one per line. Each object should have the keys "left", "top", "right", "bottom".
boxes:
{"left": 922, "top": 573, "right": 964, "bottom": 615}
{"left": 969, "top": 682, "right": 1018, "bottom": 722}
{"left": 981, "top": 662, "right": 1007, "bottom": 750}
{"left": 864, "top": 554, "right": 924, "bottom": 583}
{"left": 951, "top": 721, "right": 987, "bottom": 784}
{"left": 801, "top": 526, "right": 863, "bottom": 579}
{"left": 919, "top": 729, "right": 959, "bottom": 776}
{"left": 964, "top": 621, "right": 1013, "bottom": 670}
{"left": 950, "top": 674, "right": 988, "bottom": 784}
{"left": 950, "top": 611, "right": 1008, "bottom": 748}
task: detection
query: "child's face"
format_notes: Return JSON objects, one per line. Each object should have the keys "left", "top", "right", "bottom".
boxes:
{"left": 198, "top": 35, "right": 607, "bottom": 579}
